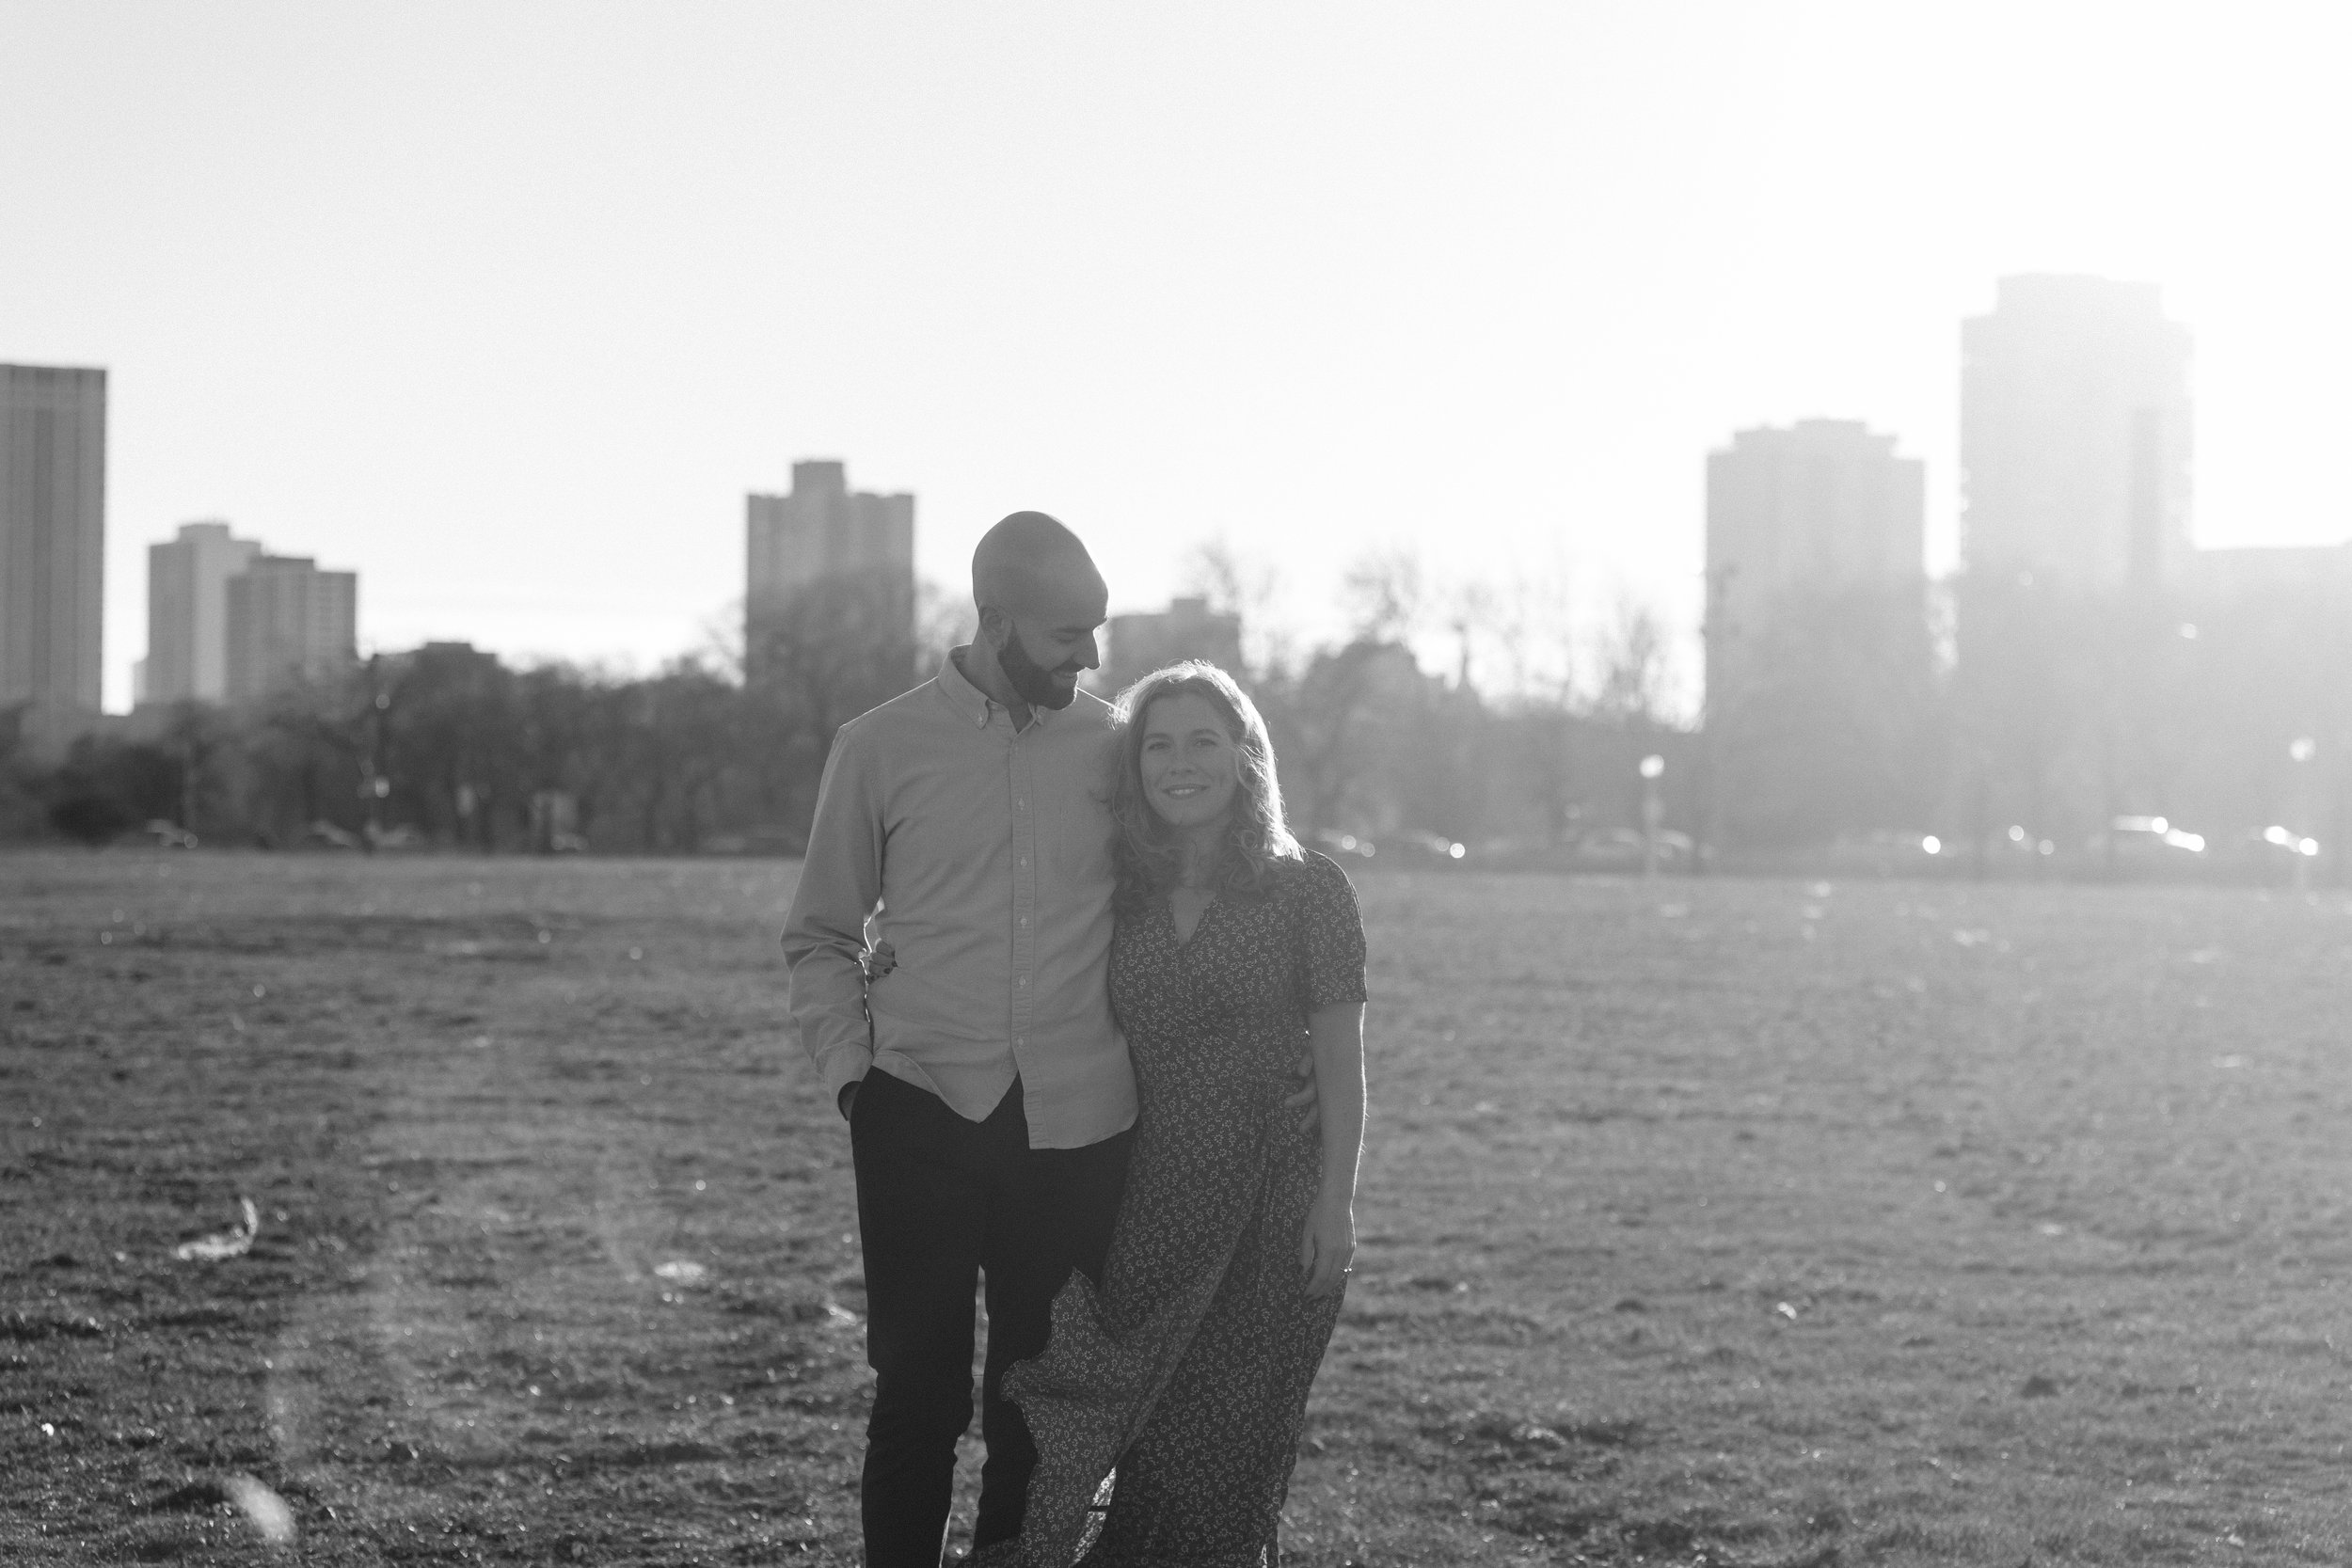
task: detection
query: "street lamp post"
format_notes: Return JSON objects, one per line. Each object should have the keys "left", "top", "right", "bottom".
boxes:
{"left": 358, "top": 653, "right": 393, "bottom": 850}
{"left": 1640, "top": 752, "right": 1666, "bottom": 879}
{"left": 2290, "top": 736, "right": 2317, "bottom": 891}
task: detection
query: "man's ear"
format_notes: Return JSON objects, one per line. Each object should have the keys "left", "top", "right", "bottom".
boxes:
{"left": 976, "top": 604, "right": 1011, "bottom": 650}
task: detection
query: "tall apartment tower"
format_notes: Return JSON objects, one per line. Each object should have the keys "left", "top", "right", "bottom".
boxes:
{"left": 145, "top": 521, "right": 263, "bottom": 705}
{"left": 224, "top": 555, "right": 358, "bottom": 703}
{"left": 1704, "top": 418, "right": 1926, "bottom": 706}
{"left": 0, "top": 363, "right": 106, "bottom": 715}
{"left": 1101, "top": 596, "right": 1246, "bottom": 695}
{"left": 1961, "top": 274, "right": 2192, "bottom": 592}
{"left": 745, "top": 459, "right": 915, "bottom": 680}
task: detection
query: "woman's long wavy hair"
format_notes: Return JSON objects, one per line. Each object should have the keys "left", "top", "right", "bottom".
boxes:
{"left": 1111, "top": 661, "right": 1303, "bottom": 911}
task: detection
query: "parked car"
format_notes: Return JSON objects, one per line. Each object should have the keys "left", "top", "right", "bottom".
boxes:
{"left": 1391, "top": 829, "right": 1469, "bottom": 864}
{"left": 1313, "top": 829, "right": 1377, "bottom": 860}
{"left": 2082, "top": 816, "right": 2207, "bottom": 876}
{"left": 1822, "top": 830, "right": 1947, "bottom": 876}
{"left": 1572, "top": 827, "right": 1695, "bottom": 873}
{"left": 2228, "top": 824, "right": 2322, "bottom": 879}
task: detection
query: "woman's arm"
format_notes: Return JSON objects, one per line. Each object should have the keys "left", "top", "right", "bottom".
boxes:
{"left": 1298, "top": 1000, "right": 1366, "bottom": 1296}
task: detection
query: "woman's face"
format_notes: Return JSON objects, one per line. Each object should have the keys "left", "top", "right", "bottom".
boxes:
{"left": 1138, "top": 692, "right": 1242, "bottom": 833}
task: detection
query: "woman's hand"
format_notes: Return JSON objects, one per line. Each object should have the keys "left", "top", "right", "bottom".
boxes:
{"left": 1299, "top": 1188, "right": 1355, "bottom": 1296}
{"left": 1283, "top": 1049, "right": 1321, "bottom": 1133}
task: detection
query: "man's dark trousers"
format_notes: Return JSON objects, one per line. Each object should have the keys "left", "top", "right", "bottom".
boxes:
{"left": 850, "top": 1069, "right": 1132, "bottom": 1567}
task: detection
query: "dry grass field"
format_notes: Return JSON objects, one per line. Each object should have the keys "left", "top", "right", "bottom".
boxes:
{"left": 6, "top": 849, "right": 2352, "bottom": 1565}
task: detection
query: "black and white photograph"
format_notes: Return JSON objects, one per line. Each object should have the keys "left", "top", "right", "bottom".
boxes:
{"left": 5, "top": 4, "right": 2351, "bottom": 1563}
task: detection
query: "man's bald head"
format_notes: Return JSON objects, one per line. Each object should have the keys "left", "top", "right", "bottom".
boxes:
{"left": 967, "top": 512, "right": 1108, "bottom": 713}
{"left": 971, "top": 511, "right": 1105, "bottom": 617}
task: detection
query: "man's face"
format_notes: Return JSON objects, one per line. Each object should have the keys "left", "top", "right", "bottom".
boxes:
{"left": 995, "top": 605, "right": 1103, "bottom": 711}
{"left": 985, "top": 558, "right": 1106, "bottom": 710}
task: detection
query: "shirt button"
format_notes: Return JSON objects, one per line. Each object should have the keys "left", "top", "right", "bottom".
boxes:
{"left": 1019, "top": 917, "right": 1028, "bottom": 927}
{"left": 1018, "top": 976, "right": 1027, "bottom": 987}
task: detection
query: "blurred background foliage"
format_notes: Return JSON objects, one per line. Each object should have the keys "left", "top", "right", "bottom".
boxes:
{"left": 2, "top": 544, "right": 2344, "bottom": 884}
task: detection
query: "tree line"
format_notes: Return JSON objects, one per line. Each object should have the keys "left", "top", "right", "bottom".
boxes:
{"left": 0, "top": 552, "right": 1683, "bottom": 860}
{"left": 5, "top": 546, "right": 2344, "bottom": 881}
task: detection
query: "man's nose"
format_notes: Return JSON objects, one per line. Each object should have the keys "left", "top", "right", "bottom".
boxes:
{"left": 1076, "top": 631, "right": 1100, "bottom": 670}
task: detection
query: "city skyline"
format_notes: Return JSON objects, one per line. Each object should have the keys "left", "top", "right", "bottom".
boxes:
{"left": 6, "top": 5, "right": 2350, "bottom": 714}
{"left": 140, "top": 518, "right": 358, "bottom": 708}
{"left": 61, "top": 258, "right": 2330, "bottom": 721}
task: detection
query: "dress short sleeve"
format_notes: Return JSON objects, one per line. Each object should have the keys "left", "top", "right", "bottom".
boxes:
{"left": 1294, "top": 851, "right": 1368, "bottom": 1009}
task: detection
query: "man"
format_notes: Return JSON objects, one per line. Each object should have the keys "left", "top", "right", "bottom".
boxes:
{"left": 783, "top": 513, "right": 1136, "bottom": 1566}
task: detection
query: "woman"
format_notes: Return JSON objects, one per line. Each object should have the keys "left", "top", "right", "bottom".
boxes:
{"left": 1003, "top": 661, "right": 1368, "bottom": 1566}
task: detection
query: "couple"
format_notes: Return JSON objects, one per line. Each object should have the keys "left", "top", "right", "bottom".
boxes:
{"left": 781, "top": 512, "right": 1369, "bottom": 1567}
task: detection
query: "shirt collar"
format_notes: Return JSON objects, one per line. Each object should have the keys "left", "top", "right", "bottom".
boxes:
{"left": 939, "top": 645, "right": 1057, "bottom": 730}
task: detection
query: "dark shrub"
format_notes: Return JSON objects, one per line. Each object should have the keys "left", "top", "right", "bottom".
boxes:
{"left": 49, "top": 793, "right": 132, "bottom": 846}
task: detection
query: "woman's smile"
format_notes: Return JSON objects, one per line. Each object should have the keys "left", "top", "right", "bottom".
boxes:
{"left": 1138, "top": 692, "right": 1244, "bottom": 830}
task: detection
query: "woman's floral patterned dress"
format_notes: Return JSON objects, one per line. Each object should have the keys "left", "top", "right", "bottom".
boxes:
{"left": 1005, "top": 851, "right": 1367, "bottom": 1567}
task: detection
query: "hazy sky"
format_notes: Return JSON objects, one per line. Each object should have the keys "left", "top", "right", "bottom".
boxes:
{"left": 5, "top": 1, "right": 2348, "bottom": 712}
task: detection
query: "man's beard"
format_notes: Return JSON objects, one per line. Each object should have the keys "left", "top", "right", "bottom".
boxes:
{"left": 999, "top": 628, "right": 1081, "bottom": 710}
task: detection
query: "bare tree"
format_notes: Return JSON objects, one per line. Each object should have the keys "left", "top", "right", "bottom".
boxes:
{"left": 1182, "top": 538, "right": 1293, "bottom": 680}
{"left": 1341, "top": 546, "right": 1424, "bottom": 646}
{"left": 1441, "top": 579, "right": 1493, "bottom": 693}
{"left": 696, "top": 598, "right": 748, "bottom": 685}
{"left": 1591, "top": 594, "right": 1671, "bottom": 728}
{"left": 916, "top": 577, "right": 977, "bottom": 671}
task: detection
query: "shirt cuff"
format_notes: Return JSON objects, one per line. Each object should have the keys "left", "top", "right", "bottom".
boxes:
{"left": 818, "top": 1042, "right": 873, "bottom": 1104}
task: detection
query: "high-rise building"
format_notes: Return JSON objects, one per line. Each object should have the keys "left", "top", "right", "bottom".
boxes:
{"left": 224, "top": 554, "right": 358, "bottom": 703}
{"left": 1703, "top": 418, "right": 1925, "bottom": 707}
{"left": 145, "top": 521, "right": 262, "bottom": 705}
{"left": 1961, "top": 274, "right": 2192, "bottom": 592}
{"left": 1100, "top": 596, "right": 1246, "bottom": 696}
{"left": 745, "top": 459, "right": 915, "bottom": 685}
{"left": 1, "top": 363, "right": 106, "bottom": 716}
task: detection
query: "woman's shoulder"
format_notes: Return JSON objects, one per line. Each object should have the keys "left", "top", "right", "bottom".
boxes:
{"left": 1276, "top": 847, "right": 1359, "bottom": 901}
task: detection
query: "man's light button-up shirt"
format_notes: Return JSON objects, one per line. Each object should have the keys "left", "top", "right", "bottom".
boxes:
{"left": 778, "top": 648, "right": 1136, "bottom": 1150}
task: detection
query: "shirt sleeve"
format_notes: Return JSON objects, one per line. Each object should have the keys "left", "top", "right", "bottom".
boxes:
{"left": 1298, "top": 853, "right": 1368, "bottom": 1009}
{"left": 781, "top": 722, "right": 885, "bottom": 1101}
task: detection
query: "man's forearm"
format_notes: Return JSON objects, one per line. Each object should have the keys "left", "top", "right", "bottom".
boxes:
{"left": 783, "top": 940, "right": 877, "bottom": 1102}
{"left": 780, "top": 726, "right": 885, "bottom": 1109}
